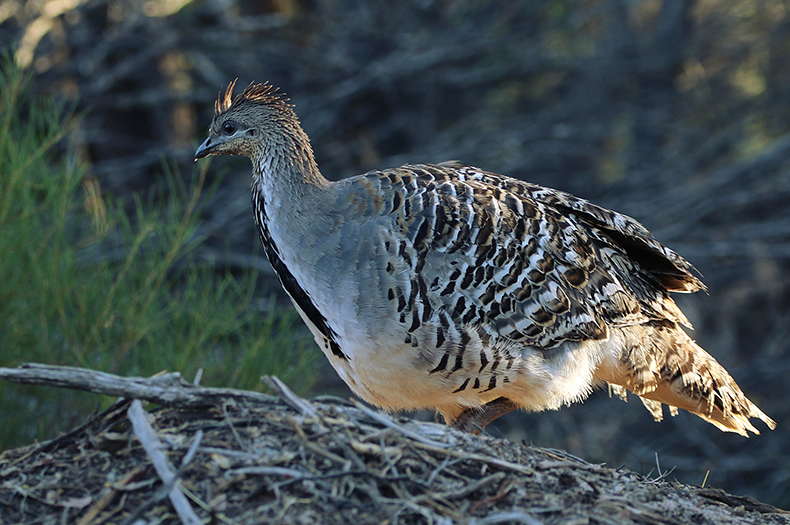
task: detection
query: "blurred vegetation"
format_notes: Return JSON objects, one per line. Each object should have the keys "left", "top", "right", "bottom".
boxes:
{"left": 0, "top": 59, "right": 317, "bottom": 449}
{"left": 0, "top": 0, "right": 789, "bottom": 509}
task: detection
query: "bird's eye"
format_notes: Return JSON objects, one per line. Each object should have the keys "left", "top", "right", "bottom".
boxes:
{"left": 222, "top": 122, "right": 237, "bottom": 135}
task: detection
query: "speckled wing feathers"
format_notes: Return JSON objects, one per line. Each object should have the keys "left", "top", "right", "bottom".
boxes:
{"left": 363, "top": 164, "right": 693, "bottom": 348}
{"left": 344, "top": 163, "right": 773, "bottom": 434}
{"left": 519, "top": 181, "right": 706, "bottom": 294}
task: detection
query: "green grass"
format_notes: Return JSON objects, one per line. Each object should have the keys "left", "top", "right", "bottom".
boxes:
{"left": 0, "top": 58, "right": 317, "bottom": 449}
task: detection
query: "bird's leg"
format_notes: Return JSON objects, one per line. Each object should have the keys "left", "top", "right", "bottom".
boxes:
{"left": 451, "top": 397, "right": 519, "bottom": 435}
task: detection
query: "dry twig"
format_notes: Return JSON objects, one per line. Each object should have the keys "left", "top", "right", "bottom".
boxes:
{"left": 127, "top": 400, "right": 202, "bottom": 525}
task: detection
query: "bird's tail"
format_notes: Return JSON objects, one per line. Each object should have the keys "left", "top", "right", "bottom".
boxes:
{"left": 601, "top": 321, "right": 776, "bottom": 437}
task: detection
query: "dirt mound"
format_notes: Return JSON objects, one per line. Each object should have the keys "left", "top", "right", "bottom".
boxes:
{"left": 0, "top": 365, "right": 786, "bottom": 524}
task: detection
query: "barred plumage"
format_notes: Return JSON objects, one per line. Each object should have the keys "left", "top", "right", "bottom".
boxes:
{"left": 196, "top": 82, "right": 775, "bottom": 437}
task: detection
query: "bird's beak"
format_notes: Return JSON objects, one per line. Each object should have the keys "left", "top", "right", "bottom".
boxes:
{"left": 195, "top": 137, "right": 215, "bottom": 160}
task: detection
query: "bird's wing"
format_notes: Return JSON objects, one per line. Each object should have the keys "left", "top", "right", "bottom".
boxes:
{"left": 356, "top": 164, "right": 699, "bottom": 349}
{"left": 512, "top": 177, "right": 705, "bottom": 294}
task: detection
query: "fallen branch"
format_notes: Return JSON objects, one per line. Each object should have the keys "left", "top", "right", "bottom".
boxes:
{"left": 0, "top": 363, "right": 275, "bottom": 407}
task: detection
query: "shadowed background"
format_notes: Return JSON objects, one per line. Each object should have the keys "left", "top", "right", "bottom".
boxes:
{"left": 1, "top": 0, "right": 788, "bottom": 508}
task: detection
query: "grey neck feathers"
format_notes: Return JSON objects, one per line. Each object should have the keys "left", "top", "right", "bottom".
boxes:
{"left": 253, "top": 114, "right": 329, "bottom": 194}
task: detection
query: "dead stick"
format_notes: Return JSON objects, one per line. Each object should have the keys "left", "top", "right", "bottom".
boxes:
{"left": 127, "top": 400, "right": 202, "bottom": 525}
{"left": 351, "top": 399, "right": 451, "bottom": 449}
{"left": 262, "top": 375, "right": 319, "bottom": 418}
{"left": 0, "top": 363, "right": 275, "bottom": 407}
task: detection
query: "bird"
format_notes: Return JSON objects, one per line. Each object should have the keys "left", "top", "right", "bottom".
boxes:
{"left": 195, "top": 80, "right": 775, "bottom": 437}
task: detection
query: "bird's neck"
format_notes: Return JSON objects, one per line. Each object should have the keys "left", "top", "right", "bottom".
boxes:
{"left": 250, "top": 124, "right": 332, "bottom": 244}
{"left": 253, "top": 121, "right": 329, "bottom": 196}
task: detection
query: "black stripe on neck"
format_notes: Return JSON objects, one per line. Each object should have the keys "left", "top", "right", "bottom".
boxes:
{"left": 252, "top": 193, "right": 347, "bottom": 361}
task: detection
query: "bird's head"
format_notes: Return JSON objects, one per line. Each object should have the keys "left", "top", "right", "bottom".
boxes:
{"left": 194, "top": 80, "right": 296, "bottom": 161}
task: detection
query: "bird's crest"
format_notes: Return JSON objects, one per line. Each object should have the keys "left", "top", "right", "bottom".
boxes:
{"left": 214, "top": 80, "right": 292, "bottom": 116}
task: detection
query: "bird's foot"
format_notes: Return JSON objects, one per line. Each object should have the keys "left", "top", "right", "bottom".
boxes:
{"left": 451, "top": 397, "right": 518, "bottom": 435}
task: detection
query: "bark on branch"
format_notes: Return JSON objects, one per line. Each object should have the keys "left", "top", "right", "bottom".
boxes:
{"left": 0, "top": 363, "right": 275, "bottom": 407}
